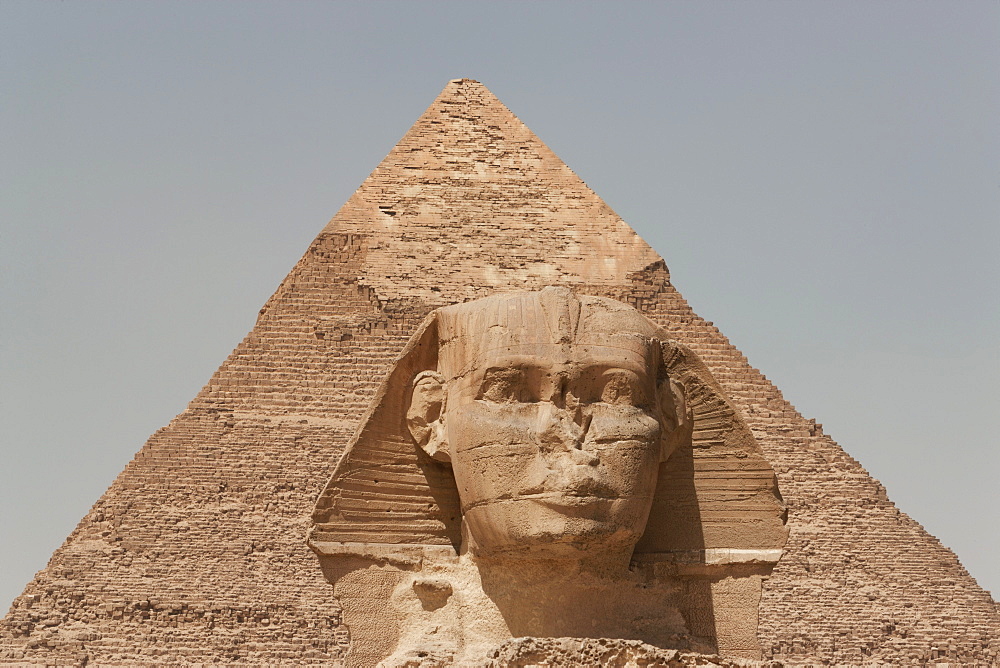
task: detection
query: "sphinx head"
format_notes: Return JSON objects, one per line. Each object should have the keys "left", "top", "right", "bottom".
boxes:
{"left": 405, "top": 287, "right": 690, "bottom": 560}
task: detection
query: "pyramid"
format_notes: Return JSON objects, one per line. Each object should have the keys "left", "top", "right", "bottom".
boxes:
{"left": 2, "top": 79, "right": 997, "bottom": 665}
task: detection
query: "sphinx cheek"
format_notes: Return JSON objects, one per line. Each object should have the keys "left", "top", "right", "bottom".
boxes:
{"left": 446, "top": 402, "right": 541, "bottom": 505}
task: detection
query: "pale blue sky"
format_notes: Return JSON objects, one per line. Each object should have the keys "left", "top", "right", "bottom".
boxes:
{"left": 2, "top": 1, "right": 998, "bottom": 611}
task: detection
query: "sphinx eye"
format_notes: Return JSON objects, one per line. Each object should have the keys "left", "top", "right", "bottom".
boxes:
{"left": 479, "top": 367, "right": 528, "bottom": 403}
{"left": 600, "top": 371, "right": 644, "bottom": 406}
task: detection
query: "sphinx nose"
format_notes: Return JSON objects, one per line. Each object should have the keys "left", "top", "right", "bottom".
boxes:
{"left": 535, "top": 403, "right": 594, "bottom": 461}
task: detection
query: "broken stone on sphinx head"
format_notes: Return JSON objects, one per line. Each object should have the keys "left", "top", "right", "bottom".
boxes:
{"left": 404, "top": 286, "right": 692, "bottom": 567}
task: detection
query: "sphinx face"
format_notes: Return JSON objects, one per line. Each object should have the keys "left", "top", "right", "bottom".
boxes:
{"left": 444, "top": 339, "right": 663, "bottom": 559}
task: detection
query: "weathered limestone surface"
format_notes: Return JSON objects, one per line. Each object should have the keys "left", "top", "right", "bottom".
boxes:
{"left": 356, "top": 636, "right": 783, "bottom": 668}
{"left": 2, "top": 79, "right": 997, "bottom": 665}
{"left": 481, "top": 638, "right": 782, "bottom": 668}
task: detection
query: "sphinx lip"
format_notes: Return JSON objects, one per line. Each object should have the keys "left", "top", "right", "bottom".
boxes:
{"left": 521, "top": 492, "right": 615, "bottom": 508}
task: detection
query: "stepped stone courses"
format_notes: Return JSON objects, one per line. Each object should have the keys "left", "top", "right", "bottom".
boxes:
{"left": 2, "top": 79, "right": 997, "bottom": 665}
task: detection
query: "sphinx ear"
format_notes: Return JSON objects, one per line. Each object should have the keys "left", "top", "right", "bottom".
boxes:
{"left": 658, "top": 376, "right": 692, "bottom": 462}
{"left": 406, "top": 371, "right": 450, "bottom": 463}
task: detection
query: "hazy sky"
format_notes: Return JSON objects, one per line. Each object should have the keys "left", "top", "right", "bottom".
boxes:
{"left": 2, "top": 1, "right": 998, "bottom": 612}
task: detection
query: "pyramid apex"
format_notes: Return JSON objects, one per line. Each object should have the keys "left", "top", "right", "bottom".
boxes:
{"left": 436, "top": 78, "right": 491, "bottom": 101}
{"left": 323, "top": 75, "right": 660, "bottom": 299}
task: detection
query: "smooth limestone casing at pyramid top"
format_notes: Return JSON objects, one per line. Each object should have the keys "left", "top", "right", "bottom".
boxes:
{"left": 2, "top": 79, "right": 997, "bottom": 665}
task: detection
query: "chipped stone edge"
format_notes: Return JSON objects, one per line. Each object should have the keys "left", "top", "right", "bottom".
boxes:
{"left": 308, "top": 541, "right": 459, "bottom": 568}
{"left": 633, "top": 548, "right": 784, "bottom": 566}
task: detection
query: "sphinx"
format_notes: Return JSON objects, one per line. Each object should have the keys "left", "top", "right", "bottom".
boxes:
{"left": 309, "top": 287, "right": 787, "bottom": 667}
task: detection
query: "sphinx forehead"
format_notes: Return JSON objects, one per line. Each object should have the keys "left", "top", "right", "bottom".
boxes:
{"left": 435, "top": 289, "right": 661, "bottom": 381}
{"left": 437, "top": 289, "right": 659, "bottom": 341}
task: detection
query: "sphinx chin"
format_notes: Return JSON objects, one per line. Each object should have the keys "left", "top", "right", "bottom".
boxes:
{"left": 464, "top": 502, "right": 644, "bottom": 560}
